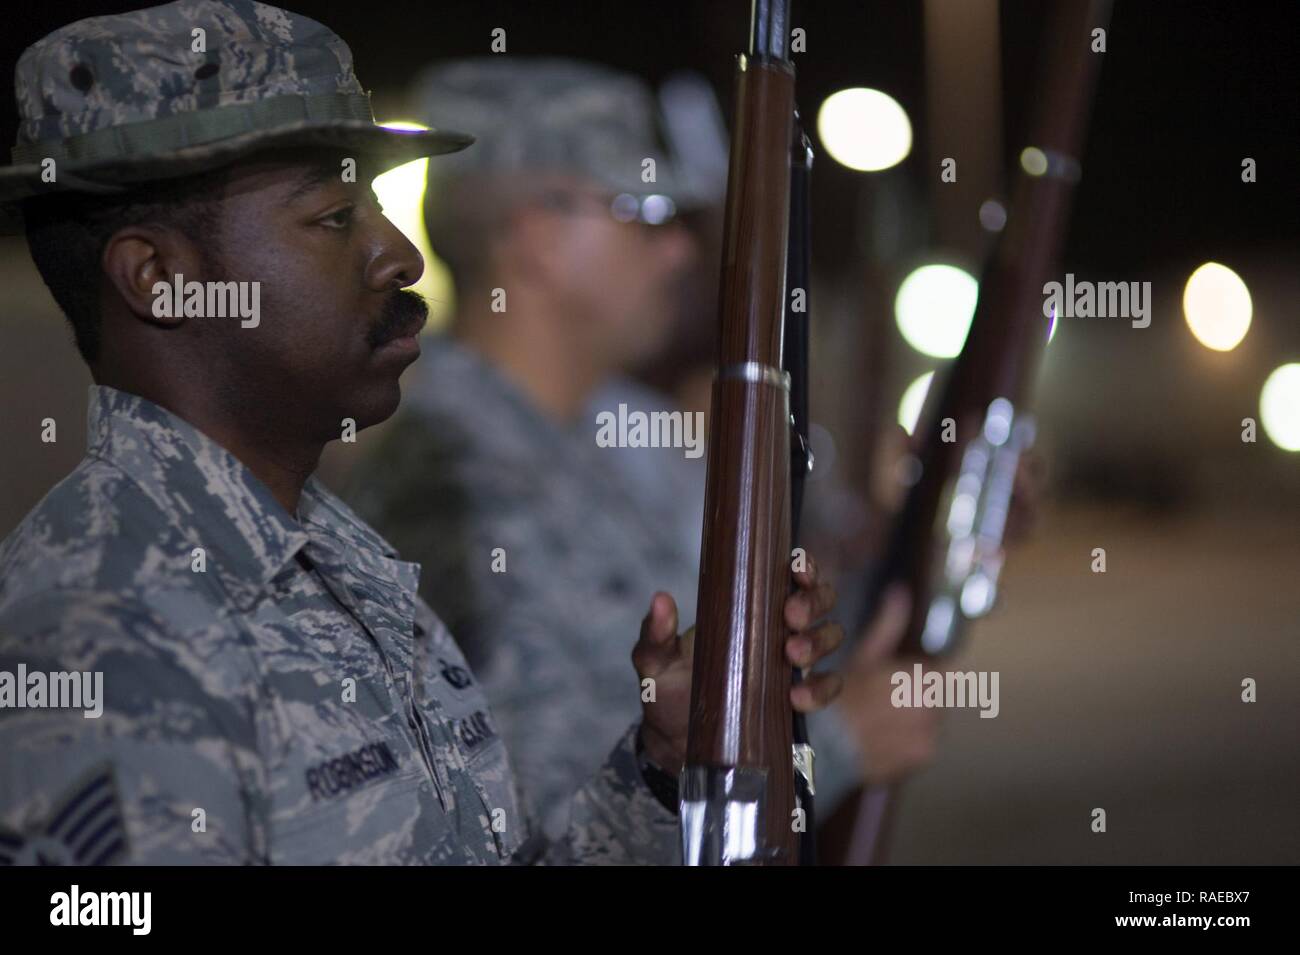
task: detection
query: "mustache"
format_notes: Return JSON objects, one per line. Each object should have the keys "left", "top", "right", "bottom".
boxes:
{"left": 367, "top": 289, "right": 429, "bottom": 348}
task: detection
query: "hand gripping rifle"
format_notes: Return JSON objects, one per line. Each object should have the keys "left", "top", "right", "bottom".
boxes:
{"left": 680, "top": 0, "right": 818, "bottom": 866}
{"left": 827, "top": 0, "right": 1115, "bottom": 866}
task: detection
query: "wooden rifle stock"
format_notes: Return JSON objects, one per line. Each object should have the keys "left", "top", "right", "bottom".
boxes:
{"left": 680, "top": 0, "right": 808, "bottom": 866}
{"left": 827, "top": 0, "right": 1114, "bottom": 866}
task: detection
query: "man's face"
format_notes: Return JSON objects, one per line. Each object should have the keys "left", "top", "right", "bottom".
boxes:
{"left": 197, "top": 150, "right": 427, "bottom": 441}
{"left": 533, "top": 182, "right": 697, "bottom": 368}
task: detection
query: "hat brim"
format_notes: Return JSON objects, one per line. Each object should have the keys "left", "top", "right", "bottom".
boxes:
{"left": 0, "top": 119, "right": 474, "bottom": 212}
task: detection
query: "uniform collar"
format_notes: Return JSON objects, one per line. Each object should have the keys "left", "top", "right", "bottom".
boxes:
{"left": 85, "top": 385, "right": 399, "bottom": 609}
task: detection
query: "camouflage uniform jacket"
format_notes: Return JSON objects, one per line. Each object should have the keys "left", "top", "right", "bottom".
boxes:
{"left": 349, "top": 339, "right": 702, "bottom": 843}
{"left": 353, "top": 339, "right": 870, "bottom": 827}
{"left": 0, "top": 385, "right": 678, "bottom": 865}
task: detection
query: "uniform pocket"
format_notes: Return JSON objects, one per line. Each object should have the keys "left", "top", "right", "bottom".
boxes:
{"left": 272, "top": 769, "right": 425, "bottom": 865}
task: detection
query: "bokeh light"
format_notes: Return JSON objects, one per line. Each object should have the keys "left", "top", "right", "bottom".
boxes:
{"left": 978, "top": 198, "right": 1007, "bottom": 232}
{"left": 895, "top": 264, "right": 979, "bottom": 359}
{"left": 898, "top": 370, "right": 935, "bottom": 435}
{"left": 1259, "top": 363, "right": 1300, "bottom": 452}
{"left": 816, "top": 88, "right": 912, "bottom": 172}
{"left": 1019, "top": 147, "right": 1048, "bottom": 177}
{"left": 1183, "top": 261, "right": 1252, "bottom": 352}
{"left": 374, "top": 121, "right": 454, "bottom": 328}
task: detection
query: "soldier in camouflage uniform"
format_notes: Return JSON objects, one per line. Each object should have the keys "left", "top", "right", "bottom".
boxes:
{"left": 0, "top": 1, "right": 842, "bottom": 865}
{"left": 348, "top": 59, "right": 927, "bottom": 844}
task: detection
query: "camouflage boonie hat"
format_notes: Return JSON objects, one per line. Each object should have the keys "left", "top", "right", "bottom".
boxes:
{"left": 411, "top": 57, "right": 714, "bottom": 212}
{"left": 0, "top": 0, "right": 474, "bottom": 206}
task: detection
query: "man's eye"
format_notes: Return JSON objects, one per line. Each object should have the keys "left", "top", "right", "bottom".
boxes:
{"left": 319, "top": 206, "right": 354, "bottom": 229}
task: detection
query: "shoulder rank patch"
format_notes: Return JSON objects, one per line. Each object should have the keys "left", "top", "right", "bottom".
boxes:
{"left": 0, "top": 765, "right": 129, "bottom": 865}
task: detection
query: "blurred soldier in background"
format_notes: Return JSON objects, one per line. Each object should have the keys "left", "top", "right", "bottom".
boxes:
{"left": 350, "top": 58, "right": 941, "bottom": 843}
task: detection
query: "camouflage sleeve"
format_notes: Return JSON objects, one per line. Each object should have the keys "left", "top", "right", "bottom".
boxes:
{"left": 0, "top": 593, "right": 268, "bottom": 865}
{"left": 543, "top": 723, "right": 682, "bottom": 866}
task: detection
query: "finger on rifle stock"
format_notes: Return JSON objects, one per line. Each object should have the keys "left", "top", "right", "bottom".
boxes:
{"left": 791, "top": 671, "right": 844, "bottom": 712}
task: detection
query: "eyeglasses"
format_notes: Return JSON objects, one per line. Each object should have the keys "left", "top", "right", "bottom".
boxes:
{"left": 540, "top": 189, "right": 678, "bottom": 227}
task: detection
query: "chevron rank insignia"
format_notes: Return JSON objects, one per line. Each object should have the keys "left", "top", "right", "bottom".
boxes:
{"left": 0, "top": 766, "right": 128, "bottom": 865}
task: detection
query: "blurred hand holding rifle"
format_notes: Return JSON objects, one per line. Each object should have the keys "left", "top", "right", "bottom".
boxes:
{"left": 821, "top": 0, "right": 1115, "bottom": 865}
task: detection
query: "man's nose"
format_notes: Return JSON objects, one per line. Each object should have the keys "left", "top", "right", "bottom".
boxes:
{"left": 367, "top": 215, "right": 425, "bottom": 291}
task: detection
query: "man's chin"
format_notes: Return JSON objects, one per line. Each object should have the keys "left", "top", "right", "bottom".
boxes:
{"left": 335, "top": 380, "right": 403, "bottom": 438}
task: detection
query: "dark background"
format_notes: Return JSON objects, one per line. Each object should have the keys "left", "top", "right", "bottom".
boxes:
{"left": 4, "top": 0, "right": 1298, "bottom": 262}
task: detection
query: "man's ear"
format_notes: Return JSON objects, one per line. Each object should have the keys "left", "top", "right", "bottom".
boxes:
{"left": 101, "top": 225, "right": 204, "bottom": 327}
